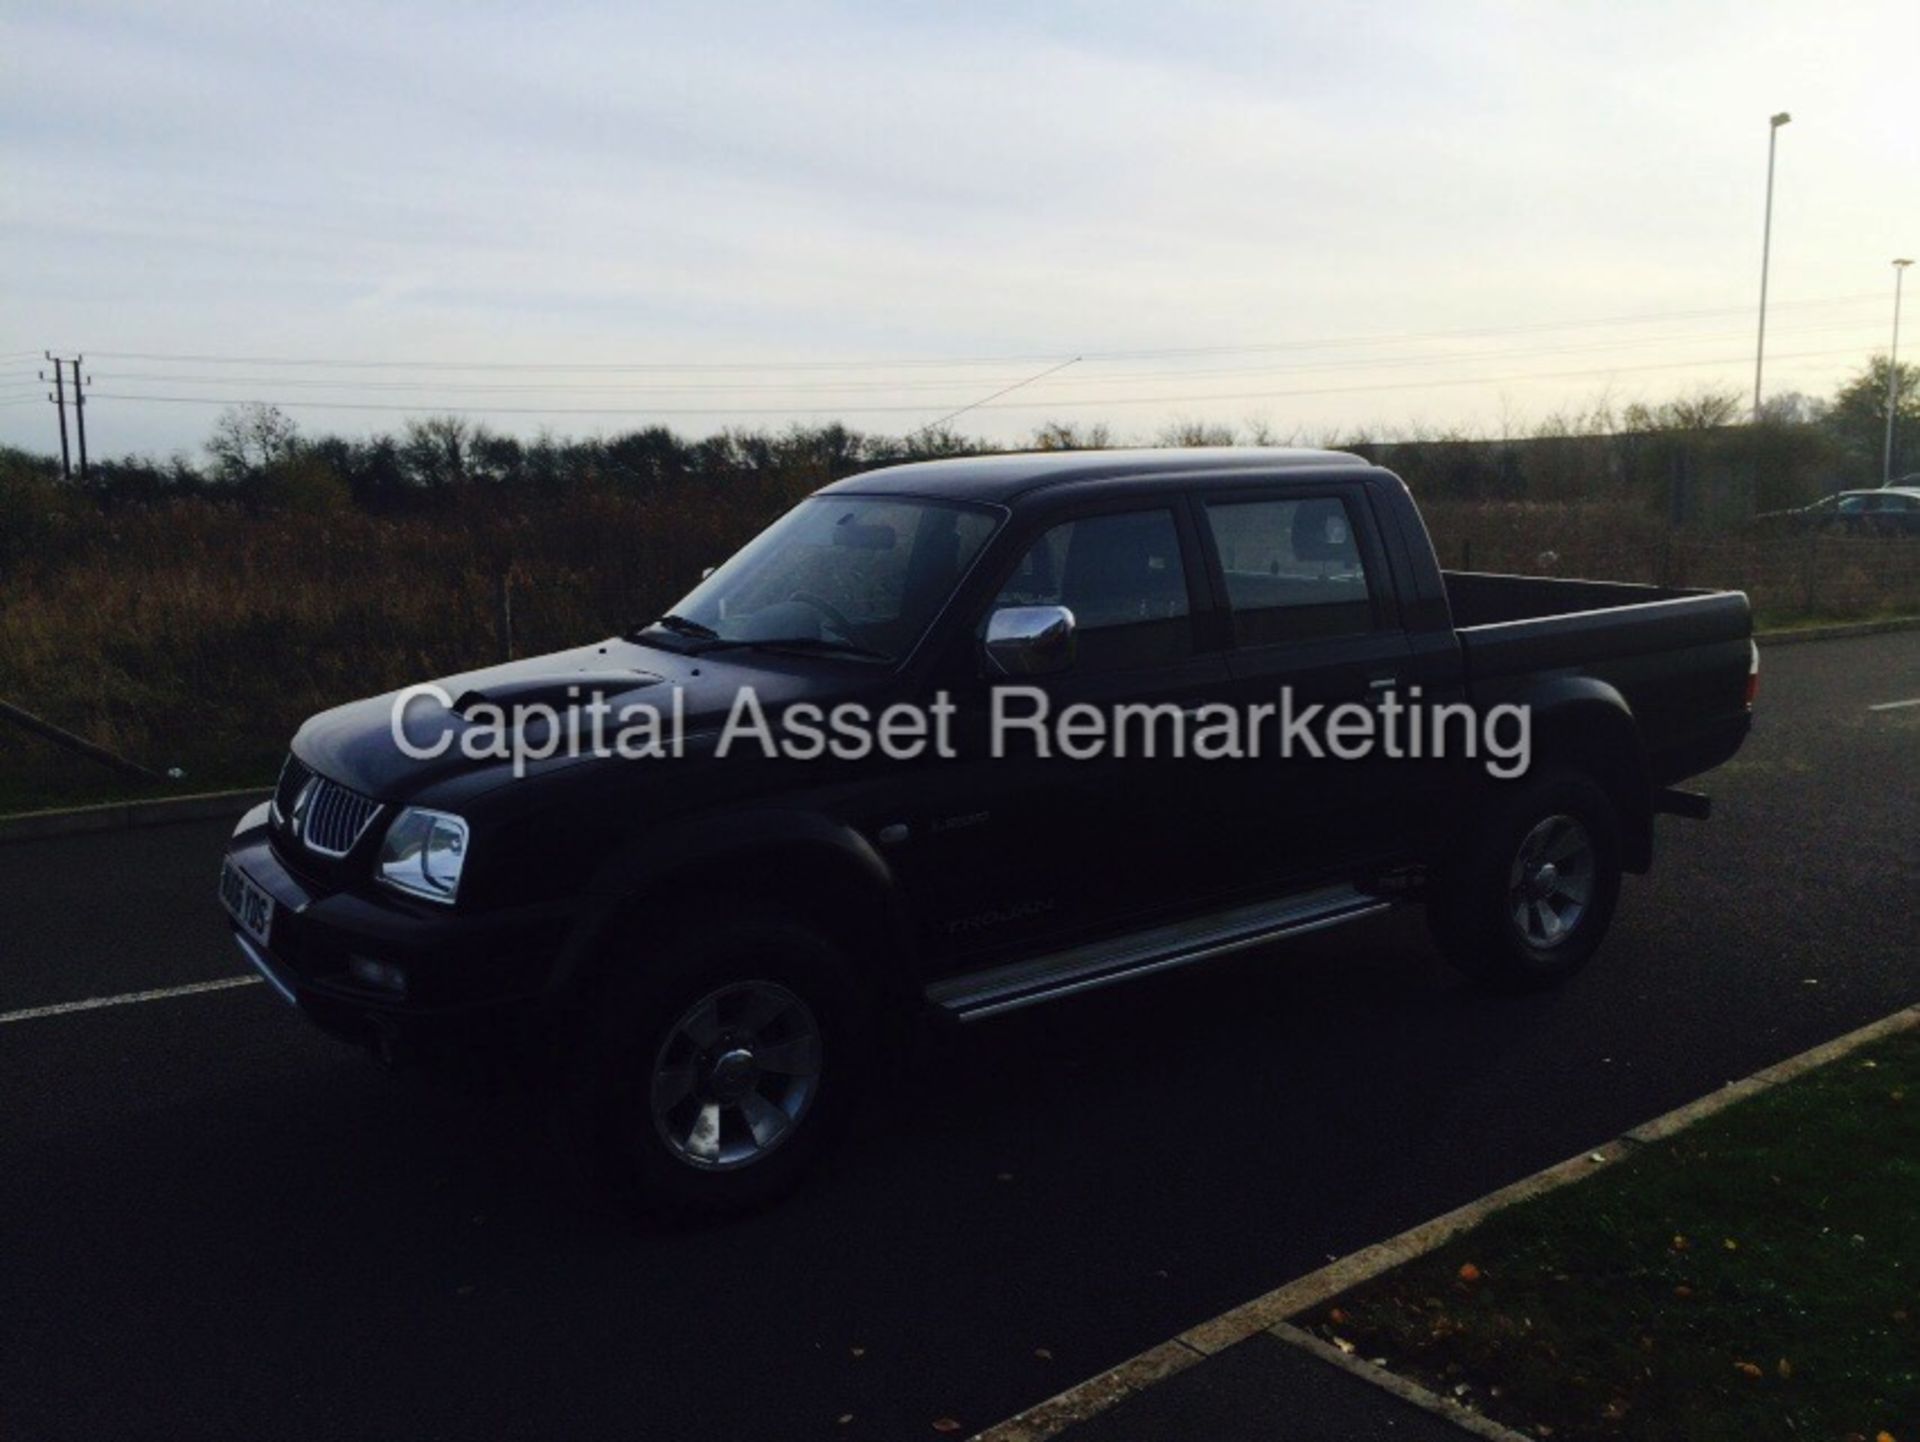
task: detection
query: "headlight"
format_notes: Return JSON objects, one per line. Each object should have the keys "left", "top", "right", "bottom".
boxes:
{"left": 377, "top": 808, "right": 469, "bottom": 904}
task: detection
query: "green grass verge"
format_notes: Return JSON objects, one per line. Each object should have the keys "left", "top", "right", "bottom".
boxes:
{"left": 1304, "top": 1029, "right": 1920, "bottom": 1442}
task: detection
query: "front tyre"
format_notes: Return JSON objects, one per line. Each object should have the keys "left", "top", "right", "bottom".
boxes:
{"left": 1427, "top": 768, "right": 1624, "bottom": 990}
{"left": 574, "top": 912, "right": 870, "bottom": 1220}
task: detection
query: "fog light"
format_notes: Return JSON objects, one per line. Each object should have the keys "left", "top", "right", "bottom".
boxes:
{"left": 347, "top": 955, "right": 408, "bottom": 994}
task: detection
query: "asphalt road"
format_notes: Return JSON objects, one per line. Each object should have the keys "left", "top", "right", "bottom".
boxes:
{"left": 3, "top": 632, "right": 1918, "bottom": 1442}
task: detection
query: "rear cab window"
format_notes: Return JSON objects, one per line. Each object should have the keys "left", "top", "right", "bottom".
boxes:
{"left": 1201, "top": 494, "right": 1384, "bottom": 646}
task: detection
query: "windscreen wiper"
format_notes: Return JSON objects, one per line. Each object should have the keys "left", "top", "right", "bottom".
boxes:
{"left": 633, "top": 613, "right": 720, "bottom": 642}
{"left": 708, "top": 636, "right": 891, "bottom": 662}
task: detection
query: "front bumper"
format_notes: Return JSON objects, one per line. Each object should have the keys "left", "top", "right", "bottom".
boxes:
{"left": 218, "top": 802, "right": 581, "bottom": 1041}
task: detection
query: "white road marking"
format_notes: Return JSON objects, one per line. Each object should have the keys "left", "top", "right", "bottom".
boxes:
{"left": 0, "top": 974, "right": 261, "bottom": 1025}
{"left": 1869, "top": 697, "right": 1920, "bottom": 712}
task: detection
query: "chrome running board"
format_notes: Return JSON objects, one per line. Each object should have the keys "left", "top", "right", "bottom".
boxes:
{"left": 927, "top": 885, "right": 1392, "bottom": 1022}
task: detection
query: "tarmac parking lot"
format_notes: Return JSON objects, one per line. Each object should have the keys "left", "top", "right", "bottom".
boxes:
{"left": 3, "top": 630, "right": 1916, "bottom": 1441}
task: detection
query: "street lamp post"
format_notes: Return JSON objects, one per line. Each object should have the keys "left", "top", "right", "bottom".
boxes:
{"left": 1885, "top": 258, "right": 1913, "bottom": 484}
{"left": 1753, "top": 111, "right": 1791, "bottom": 423}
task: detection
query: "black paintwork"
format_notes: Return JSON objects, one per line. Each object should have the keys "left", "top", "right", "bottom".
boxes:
{"left": 218, "top": 448, "right": 1755, "bottom": 1032}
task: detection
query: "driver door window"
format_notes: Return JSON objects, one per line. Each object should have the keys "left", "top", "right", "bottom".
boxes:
{"left": 992, "top": 509, "right": 1193, "bottom": 673}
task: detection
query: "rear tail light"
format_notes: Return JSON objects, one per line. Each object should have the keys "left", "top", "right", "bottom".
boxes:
{"left": 1745, "top": 640, "right": 1760, "bottom": 708}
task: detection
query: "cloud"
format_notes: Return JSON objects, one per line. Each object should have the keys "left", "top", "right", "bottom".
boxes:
{"left": 2, "top": 0, "right": 1914, "bottom": 453}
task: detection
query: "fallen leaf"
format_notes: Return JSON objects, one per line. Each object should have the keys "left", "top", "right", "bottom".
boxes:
{"left": 1458, "top": 1263, "right": 1482, "bottom": 1284}
{"left": 932, "top": 1420, "right": 963, "bottom": 1434}
{"left": 1876, "top": 1433, "right": 1897, "bottom": 1442}
{"left": 1034, "top": 1348, "right": 1052, "bottom": 1361}
{"left": 850, "top": 1346, "right": 866, "bottom": 1359}
{"left": 1333, "top": 1336, "right": 1357, "bottom": 1355}
{"left": 1734, "top": 1361, "right": 1763, "bottom": 1379}
{"left": 1723, "top": 1238, "right": 1740, "bottom": 1251}
{"left": 1671, "top": 1235, "right": 1690, "bottom": 1251}
{"left": 837, "top": 1416, "right": 853, "bottom": 1427}
{"left": 1328, "top": 1307, "right": 1349, "bottom": 1326}
{"left": 1777, "top": 1358, "right": 1793, "bottom": 1379}
{"left": 996, "top": 1172, "right": 1014, "bottom": 1183}
{"left": 1603, "top": 1399, "right": 1629, "bottom": 1420}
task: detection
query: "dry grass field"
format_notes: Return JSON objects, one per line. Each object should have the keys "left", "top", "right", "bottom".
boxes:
{"left": 3, "top": 460, "right": 1915, "bottom": 814}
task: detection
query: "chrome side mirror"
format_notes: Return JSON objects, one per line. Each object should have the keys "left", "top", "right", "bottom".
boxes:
{"left": 984, "top": 605, "right": 1076, "bottom": 677}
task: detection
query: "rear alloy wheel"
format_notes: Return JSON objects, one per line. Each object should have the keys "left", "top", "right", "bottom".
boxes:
{"left": 1428, "top": 768, "right": 1623, "bottom": 990}
{"left": 1505, "top": 813, "right": 1597, "bottom": 950}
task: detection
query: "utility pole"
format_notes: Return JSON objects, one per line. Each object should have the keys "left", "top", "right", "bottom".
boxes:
{"left": 1753, "top": 111, "right": 1791, "bottom": 424}
{"left": 1886, "top": 259, "right": 1913, "bottom": 485}
{"left": 42, "top": 351, "right": 71, "bottom": 480}
{"left": 70, "top": 356, "right": 89, "bottom": 480}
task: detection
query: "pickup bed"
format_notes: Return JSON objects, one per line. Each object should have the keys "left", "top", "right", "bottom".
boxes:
{"left": 1443, "top": 571, "right": 1756, "bottom": 789}
{"left": 218, "top": 447, "right": 1755, "bottom": 1213}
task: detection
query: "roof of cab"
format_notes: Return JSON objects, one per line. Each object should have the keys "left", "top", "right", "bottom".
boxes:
{"left": 819, "top": 446, "right": 1368, "bottom": 504}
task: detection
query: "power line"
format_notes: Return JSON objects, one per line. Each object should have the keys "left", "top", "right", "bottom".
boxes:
{"left": 66, "top": 292, "right": 1884, "bottom": 375}
{"left": 78, "top": 315, "right": 1889, "bottom": 397}
{"left": 84, "top": 343, "right": 1873, "bottom": 419}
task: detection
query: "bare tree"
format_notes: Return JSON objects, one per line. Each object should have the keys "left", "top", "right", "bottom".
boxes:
{"left": 1028, "top": 421, "right": 1113, "bottom": 451}
{"left": 207, "top": 403, "right": 299, "bottom": 479}
{"left": 1157, "top": 419, "right": 1237, "bottom": 447}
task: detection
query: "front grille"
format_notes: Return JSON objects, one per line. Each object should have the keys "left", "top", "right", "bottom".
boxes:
{"left": 297, "top": 776, "right": 384, "bottom": 857}
{"left": 274, "top": 753, "right": 383, "bottom": 858}
{"left": 272, "top": 754, "right": 312, "bottom": 822}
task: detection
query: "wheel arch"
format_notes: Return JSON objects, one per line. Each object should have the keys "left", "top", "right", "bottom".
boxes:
{"left": 1516, "top": 679, "right": 1654, "bottom": 872}
{"left": 558, "top": 809, "right": 919, "bottom": 1003}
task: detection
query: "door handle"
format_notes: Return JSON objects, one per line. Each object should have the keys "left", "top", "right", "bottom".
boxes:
{"left": 1367, "top": 676, "right": 1399, "bottom": 692}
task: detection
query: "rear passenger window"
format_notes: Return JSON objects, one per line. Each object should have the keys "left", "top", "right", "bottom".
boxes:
{"left": 992, "top": 509, "right": 1192, "bottom": 672}
{"left": 1205, "top": 497, "right": 1377, "bottom": 646}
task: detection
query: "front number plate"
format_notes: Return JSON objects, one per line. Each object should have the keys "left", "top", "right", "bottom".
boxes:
{"left": 218, "top": 859, "right": 274, "bottom": 945}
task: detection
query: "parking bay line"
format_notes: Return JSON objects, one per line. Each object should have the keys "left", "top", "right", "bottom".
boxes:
{"left": 1869, "top": 697, "right": 1920, "bottom": 712}
{"left": 0, "top": 974, "right": 262, "bottom": 1025}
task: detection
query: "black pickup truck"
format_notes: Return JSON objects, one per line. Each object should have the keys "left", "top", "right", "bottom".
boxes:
{"left": 218, "top": 448, "right": 1757, "bottom": 1213}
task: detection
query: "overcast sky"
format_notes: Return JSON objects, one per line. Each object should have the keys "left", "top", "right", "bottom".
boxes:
{"left": 3, "top": 0, "right": 1916, "bottom": 459}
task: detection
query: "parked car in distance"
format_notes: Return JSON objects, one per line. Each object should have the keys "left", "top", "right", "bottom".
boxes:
{"left": 218, "top": 448, "right": 1757, "bottom": 1216}
{"left": 1753, "top": 487, "right": 1920, "bottom": 536}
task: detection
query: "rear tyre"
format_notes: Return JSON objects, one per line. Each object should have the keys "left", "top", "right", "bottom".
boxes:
{"left": 1427, "top": 768, "right": 1623, "bottom": 991}
{"left": 571, "top": 909, "right": 872, "bottom": 1220}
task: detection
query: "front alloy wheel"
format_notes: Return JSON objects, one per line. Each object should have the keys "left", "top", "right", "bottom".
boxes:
{"left": 575, "top": 909, "right": 870, "bottom": 1219}
{"left": 650, "top": 980, "right": 823, "bottom": 1170}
